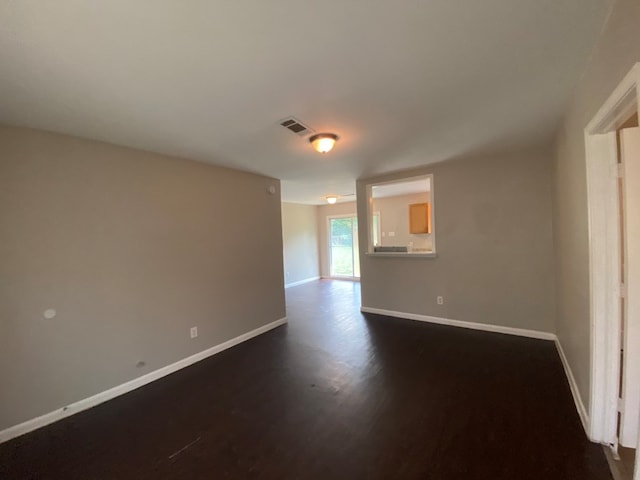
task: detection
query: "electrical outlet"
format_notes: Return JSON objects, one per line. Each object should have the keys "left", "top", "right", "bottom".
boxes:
{"left": 388, "top": 231, "right": 396, "bottom": 237}
{"left": 437, "top": 296, "right": 444, "bottom": 305}
{"left": 190, "top": 326, "right": 198, "bottom": 339}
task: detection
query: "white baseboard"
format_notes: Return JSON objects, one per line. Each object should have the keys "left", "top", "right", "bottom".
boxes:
{"left": 360, "top": 306, "right": 556, "bottom": 340}
{"left": 0, "top": 317, "right": 288, "bottom": 444}
{"left": 285, "top": 276, "right": 320, "bottom": 288}
{"left": 320, "top": 276, "right": 361, "bottom": 282}
{"left": 554, "top": 337, "right": 591, "bottom": 437}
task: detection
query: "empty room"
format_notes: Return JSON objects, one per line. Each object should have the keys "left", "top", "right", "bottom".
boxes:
{"left": 2, "top": 1, "right": 640, "bottom": 479}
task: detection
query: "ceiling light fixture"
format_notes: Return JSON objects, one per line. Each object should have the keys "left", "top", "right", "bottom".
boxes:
{"left": 326, "top": 195, "right": 338, "bottom": 204}
{"left": 309, "top": 133, "right": 338, "bottom": 153}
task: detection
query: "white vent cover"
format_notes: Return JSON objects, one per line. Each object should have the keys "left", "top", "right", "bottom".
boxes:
{"left": 279, "top": 117, "right": 314, "bottom": 136}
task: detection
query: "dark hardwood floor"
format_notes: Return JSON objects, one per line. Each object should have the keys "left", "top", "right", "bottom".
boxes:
{"left": 0, "top": 280, "right": 612, "bottom": 479}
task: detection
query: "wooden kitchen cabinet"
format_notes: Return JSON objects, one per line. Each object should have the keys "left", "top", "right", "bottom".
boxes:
{"left": 409, "top": 202, "right": 431, "bottom": 234}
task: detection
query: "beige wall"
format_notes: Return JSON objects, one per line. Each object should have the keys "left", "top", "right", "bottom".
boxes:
{"left": 552, "top": 0, "right": 640, "bottom": 412}
{"left": 0, "top": 125, "right": 286, "bottom": 431}
{"left": 373, "top": 192, "right": 433, "bottom": 252}
{"left": 281, "top": 203, "right": 320, "bottom": 285}
{"left": 357, "top": 149, "right": 556, "bottom": 333}
{"left": 317, "top": 202, "right": 358, "bottom": 278}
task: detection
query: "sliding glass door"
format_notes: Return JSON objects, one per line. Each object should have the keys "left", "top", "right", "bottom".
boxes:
{"left": 329, "top": 215, "right": 360, "bottom": 278}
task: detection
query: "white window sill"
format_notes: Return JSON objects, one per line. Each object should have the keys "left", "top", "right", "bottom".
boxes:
{"left": 365, "top": 252, "right": 437, "bottom": 258}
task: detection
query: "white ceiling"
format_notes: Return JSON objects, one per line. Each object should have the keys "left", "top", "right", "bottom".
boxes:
{"left": 0, "top": 1, "right": 611, "bottom": 204}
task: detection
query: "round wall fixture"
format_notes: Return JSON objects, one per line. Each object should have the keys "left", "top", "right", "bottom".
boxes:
{"left": 309, "top": 133, "right": 338, "bottom": 153}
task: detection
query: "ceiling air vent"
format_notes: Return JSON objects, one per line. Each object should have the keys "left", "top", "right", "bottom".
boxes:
{"left": 280, "top": 117, "right": 313, "bottom": 136}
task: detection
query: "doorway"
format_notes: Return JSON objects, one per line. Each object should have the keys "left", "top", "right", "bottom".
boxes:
{"left": 613, "top": 113, "right": 639, "bottom": 480}
{"left": 328, "top": 215, "right": 360, "bottom": 278}
{"left": 585, "top": 63, "right": 640, "bottom": 480}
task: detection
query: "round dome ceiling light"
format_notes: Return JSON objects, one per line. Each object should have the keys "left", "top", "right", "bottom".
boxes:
{"left": 309, "top": 133, "right": 338, "bottom": 154}
{"left": 325, "top": 195, "right": 338, "bottom": 204}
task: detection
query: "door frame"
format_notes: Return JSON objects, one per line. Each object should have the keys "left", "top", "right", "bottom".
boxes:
{"left": 585, "top": 63, "right": 640, "bottom": 448}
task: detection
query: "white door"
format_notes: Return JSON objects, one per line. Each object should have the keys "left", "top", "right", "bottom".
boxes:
{"left": 620, "top": 126, "right": 640, "bottom": 448}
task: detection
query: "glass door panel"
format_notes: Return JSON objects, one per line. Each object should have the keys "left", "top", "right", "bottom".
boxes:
{"left": 329, "top": 216, "right": 359, "bottom": 278}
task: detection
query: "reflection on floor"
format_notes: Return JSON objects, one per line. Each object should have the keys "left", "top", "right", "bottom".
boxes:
{"left": 0, "top": 279, "right": 613, "bottom": 479}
